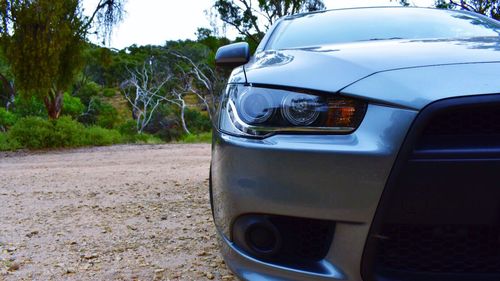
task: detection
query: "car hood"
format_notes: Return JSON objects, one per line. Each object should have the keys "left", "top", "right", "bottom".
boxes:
{"left": 244, "top": 37, "right": 500, "bottom": 93}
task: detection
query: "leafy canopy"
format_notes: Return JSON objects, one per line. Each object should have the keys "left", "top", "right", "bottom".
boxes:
{"left": 213, "top": 0, "right": 326, "bottom": 43}
{"left": 0, "top": 0, "right": 125, "bottom": 118}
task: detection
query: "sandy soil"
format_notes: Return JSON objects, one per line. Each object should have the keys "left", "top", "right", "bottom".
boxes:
{"left": 0, "top": 144, "right": 235, "bottom": 281}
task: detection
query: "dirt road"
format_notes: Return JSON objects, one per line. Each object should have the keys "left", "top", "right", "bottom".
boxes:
{"left": 0, "top": 144, "right": 235, "bottom": 281}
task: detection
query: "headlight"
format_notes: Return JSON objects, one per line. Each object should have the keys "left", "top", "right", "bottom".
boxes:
{"left": 219, "top": 85, "right": 367, "bottom": 137}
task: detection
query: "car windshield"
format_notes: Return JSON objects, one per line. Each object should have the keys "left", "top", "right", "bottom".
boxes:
{"left": 266, "top": 8, "right": 500, "bottom": 50}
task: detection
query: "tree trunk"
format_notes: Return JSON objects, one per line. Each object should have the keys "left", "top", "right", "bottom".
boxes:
{"left": 0, "top": 72, "right": 15, "bottom": 109}
{"left": 180, "top": 103, "right": 190, "bottom": 134}
{"left": 44, "top": 90, "right": 64, "bottom": 119}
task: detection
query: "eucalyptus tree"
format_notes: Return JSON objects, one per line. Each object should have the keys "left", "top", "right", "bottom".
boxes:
{"left": 0, "top": 0, "right": 125, "bottom": 119}
{"left": 213, "top": 0, "right": 326, "bottom": 43}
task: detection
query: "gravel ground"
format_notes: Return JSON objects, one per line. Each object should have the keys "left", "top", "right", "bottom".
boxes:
{"left": 0, "top": 144, "right": 235, "bottom": 281}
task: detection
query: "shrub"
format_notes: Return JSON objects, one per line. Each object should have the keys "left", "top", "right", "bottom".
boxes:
{"left": 0, "top": 133, "right": 20, "bottom": 151}
{"left": 62, "top": 93, "right": 85, "bottom": 119}
{"left": 96, "top": 101, "right": 119, "bottom": 129}
{"left": 118, "top": 120, "right": 138, "bottom": 142}
{"left": 12, "top": 96, "right": 46, "bottom": 117}
{"left": 52, "top": 116, "right": 85, "bottom": 147}
{"left": 83, "top": 126, "right": 122, "bottom": 146}
{"left": 9, "top": 116, "right": 124, "bottom": 149}
{"left": 0, "top": 108, "right": 16, "bottom": 131}
{"left": 102, "top": 87, "right": 117, "bottom": 97}
{"left": 185, "top": 108, "right": 212, "bottom": 134}
{"left": 76, "top": 81, "right": 100, "bottom": 105}
{"left": 9, "top": 117, "right": 53, "bottom": 149}
{"left": 78, "top": 98, "right": 120, "bottom": 129}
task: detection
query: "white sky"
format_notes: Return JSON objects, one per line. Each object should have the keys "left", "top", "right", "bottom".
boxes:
{"left": 83, "top": 0, "right": 436, "bottom": 49}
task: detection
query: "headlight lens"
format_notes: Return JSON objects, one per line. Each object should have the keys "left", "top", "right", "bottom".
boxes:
{"left": 219, "top": 85, "right": 367, "bottom": 137}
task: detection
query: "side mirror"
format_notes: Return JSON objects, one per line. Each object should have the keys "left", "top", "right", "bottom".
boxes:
{"left": 215, "top": 42, "right": 250, "bottom": 68}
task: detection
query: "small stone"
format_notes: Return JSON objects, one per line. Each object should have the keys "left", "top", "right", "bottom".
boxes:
{"left": 66, "top": 267, "right": 76, "bottom": 274}
{"left": 7, "top": 262, "right": 20, "bottom": 272}
{"left": 26, "top": 230, "right": 39, "bottom": 238}
{"left": 6, "top": 247, "right": 16, "bottom": 253}
{"left": 127, "top": 225, "right": 138, "bottom": 231}
{"left": 82, "top": 253, "right": 99, "bottom": 260}
{"left": 160, "top": 215, "right": 168, "bottom": 221}
{"left": 186, "top": 214, "right": 192, "bottom": 218}
{"left": 206, "top": 272, "right": 215, "bottom": 280}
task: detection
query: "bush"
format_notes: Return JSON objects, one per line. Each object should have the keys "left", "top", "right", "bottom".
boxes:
{"left": 12, "top": 96, "right": 46, "bottom": 117}
{"left": 0, "top": 108, "right": 16, "bottom": 131}
{"left": 185, "top": 108, "right": 212, "bottom": 134}
{"left": 0, "top": 133, "right": 20, "bottom": 151}
{"left": 83, "top": 126, "right": 122, "bottom": 146}
{"left": 78, "top": 98, "right": 120, "bottom": 129}
{"left": 76, "top": 81, "right": 100, "bottom": 105}
{"left": 9, "top": 116, "right": 124, "bottom": 149}
{"left": 52, "top": 116, "right": 86, "bottom": 147}
{"left": 102, "top": 87, "right": 117, "bottom": 97}
{"left": 96, "top": 101, "right": 119, "bottom": 129}
{"left": 9, "top": 117, "right": 54, "bottom": 149}
{"left": 62, "top": 93, "right": 85, "bottom": 119}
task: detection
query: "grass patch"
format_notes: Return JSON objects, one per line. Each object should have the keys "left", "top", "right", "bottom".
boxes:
{"left": 133, "top": 133, "right": 164, "bottom": 144}
{"left": 179, "top": 132, "right": 212, "bottom": 143}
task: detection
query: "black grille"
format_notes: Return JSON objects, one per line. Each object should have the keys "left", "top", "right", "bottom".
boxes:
{"left": 363, "top": 96, "right": 500, "bottom": 281}
{"left": 424, "top": 105, "right": 500, "bottom": 136}
{"left": 268, "top": 215, "right": 335, "bottom": 262}
{"left": 377, "top": 224, "right": 500, "bottom": 274}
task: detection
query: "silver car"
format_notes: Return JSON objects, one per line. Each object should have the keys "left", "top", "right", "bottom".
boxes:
{"left": 210, "top": 7, "right": 500, "bottom": 281}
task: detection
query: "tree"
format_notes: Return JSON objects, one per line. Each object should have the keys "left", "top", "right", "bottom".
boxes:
{"left": 0, "top": 49, "right": 14, "bottom": 110}
{"left": 435, "top": 0, "right": 500, "bottom": 20}
{"left": 121, "top": 57, "right": 173, "bottom": 134}
{"left": 172, "top": 52, "right": 223, "bottom": 122}
{"left": 213, "top": 0, "right": 326, "bottom": 43}
{"left": 0, "top": 0, "right": 125, "bottom": 119}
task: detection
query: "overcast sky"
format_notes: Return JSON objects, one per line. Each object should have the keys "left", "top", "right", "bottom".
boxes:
{"left": 83, "top": 0, "right": 436, "bottom": 49}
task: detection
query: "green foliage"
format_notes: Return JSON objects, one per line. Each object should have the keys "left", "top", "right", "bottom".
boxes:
{"left": 179, "top": 132, "right": 212, "bottom": 143}
{"left": 62, "top": 92, "right": 85, "bottom": 118}
{"left": 52, "top": 116, "right": 85, "bottom": 147}
{"left": 12, "top": 96, "right": 46, "bottom": 117}
{"left": 0, "top": 132, "right": 20, "bottom": 151}
{"left": 118, "top": 120, "right": 138, "bottom": 137}
{"left": 96, "top": 100, "right": 120, "bottom": 129}
{"left": 82, "top": 126, "right": 122, "bottom": 146}
{"left": 0, "top": 108, "right": 17, "bottom": 131}
{"left": 102, "top": 88, "right": 117, "bottom": 97}
{"left": 9, "top": 117, "right": 54, "bottom": 149}
{"left": 185, "top": 108, "right": 212, "bottom": 134}
{"left": 133, "top": 133, "right": 163, "bottom": 144}
{"left": 2, "top": 0, "right": 84, "bottom": 100}
{"left": 7, "top": 116, "right": 123, "bottom": 149}
{"left": 0, "top": 0, "right": 126, "bottom": 118}
{"left": 78, "top": 98, "right": 119, "bottom": 129}
{"left": 76, "top": 81, "right": 101, "bottom": 105}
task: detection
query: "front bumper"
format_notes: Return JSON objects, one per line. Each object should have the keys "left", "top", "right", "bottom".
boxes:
{"left": 211, "top": 104, "right": 417, "bottom": 280}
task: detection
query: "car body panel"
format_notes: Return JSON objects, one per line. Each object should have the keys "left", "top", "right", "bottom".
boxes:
{"left": 211, "top": 105, "right": 417, "bottom": 280}
{"left": 244, "top": 37, "right": 500, "bottom": 98}
{"left": 213, "top": 6, "right": 500, "bottom": 281}
{"left": 342, "top": 61, "right": 500, "bottom": 110}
